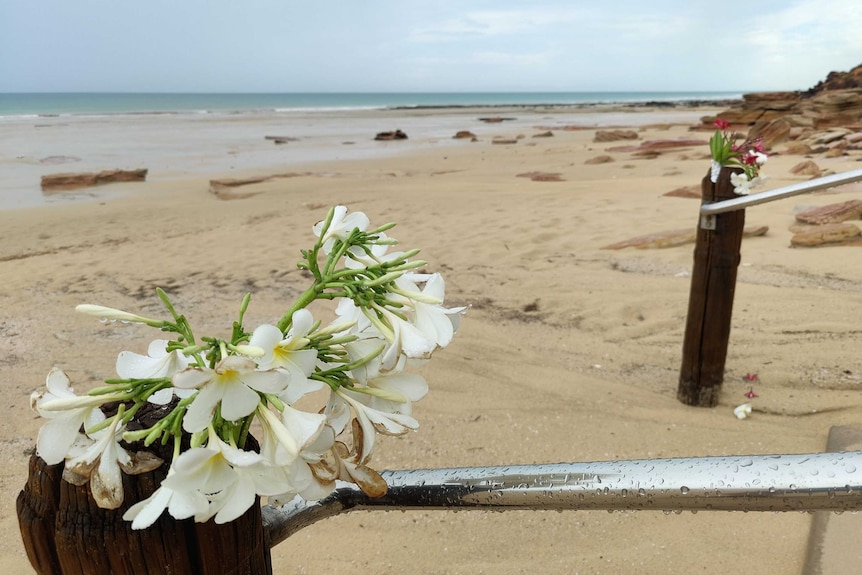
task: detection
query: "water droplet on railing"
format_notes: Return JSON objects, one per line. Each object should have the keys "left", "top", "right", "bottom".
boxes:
{"left": 680, "top": 486, "right": 690, "bottom": 495}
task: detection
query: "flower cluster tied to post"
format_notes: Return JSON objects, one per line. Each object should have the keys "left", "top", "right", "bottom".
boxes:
{"left": 30, "top": 206, "right": 465, "bottom": 529}
{"left": 708, "top": 118, "right": 768, "bottom": 195}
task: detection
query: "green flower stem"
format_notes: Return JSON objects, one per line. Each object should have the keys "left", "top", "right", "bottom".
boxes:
{"left": 264, "top": 394, "right": 285, "bottom": 412}
{"left": 277, "top": 283, "right": 323, "bottom": 332}
{"left": 309, "top": 372, "right": 347, "bottom": 391}
{"left": 236, "top": 409, "right": 257, "bottom": 449}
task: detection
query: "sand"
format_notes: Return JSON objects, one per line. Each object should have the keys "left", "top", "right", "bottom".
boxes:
{"left": 2, "top": 106, "right": 862, "bottom": 574}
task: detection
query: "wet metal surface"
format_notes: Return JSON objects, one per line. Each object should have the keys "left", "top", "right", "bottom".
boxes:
{"left": 264, "top": 451, "right": 862, "bottom": 547}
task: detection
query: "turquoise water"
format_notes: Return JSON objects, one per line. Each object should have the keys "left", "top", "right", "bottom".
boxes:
{"left": 0, "top": 91, "right": 744, "bottom": 117}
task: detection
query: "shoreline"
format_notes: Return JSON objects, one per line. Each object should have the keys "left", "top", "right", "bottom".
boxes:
{"left": 1, "top": 103, "right": 725, "bottom": 211}
{"left": 0, "top": 92, "right": 743, "bottom": 118}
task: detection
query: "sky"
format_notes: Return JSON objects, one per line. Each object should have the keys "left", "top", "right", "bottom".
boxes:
{"left": 2, "top": 0, "right": 862, "bottom": 93}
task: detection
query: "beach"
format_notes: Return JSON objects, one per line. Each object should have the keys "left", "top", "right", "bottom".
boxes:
{"left": 2, "top": 103, "right": 862, "bottom": 574}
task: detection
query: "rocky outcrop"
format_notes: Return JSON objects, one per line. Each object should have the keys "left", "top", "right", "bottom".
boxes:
{"left": 516, "top": 171, "right": 564, "bottom": 182}
{"left": 453, "top": 130, "right": 477, "bottom": 140}
{"left": 602, "top": 225, "right": 768, "bottom": 250}
{"left": 585, "top": 155, "right": 614, "bottom": 165}
{"left": 594, "top": 129, "right": 639, "bottom": 142}
{"left": 789, "top": 160, "right": 822, "bottom": 177}
{"left": 663, "top": 185, "right": 702, "bottom": 199}
{"left": 698, "top": 64, "right": 862, "bottom": 153}
{"left": 794, "top": 200, "right": 862, "bottom": 224}
{"left": 41, "top": 169, "right": 148, "bottom": 192}
{"left": 264, "top": 135, "right": 299, "bottom": 144}
{"left": 607, "top": 139, "right": 707, "bottom": 158}
{"left": 806, "top": 63, "right": 862, "bottom": 94}
{"left": 748, "top": 117, "right": 793, "bottom": 149}
{"left": 208, "top": 172, "right": 311, "bottom": 200}
{"left": 374, "top": 130, "right": 408, "bottom": 141}
{"left": 790, "top": 223, "right": 862, "bottom": 247}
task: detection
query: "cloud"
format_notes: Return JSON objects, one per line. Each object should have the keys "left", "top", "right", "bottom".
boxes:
{"left": 408, "top": 8, "right": 584, "bottom": 42}
{"left": 727, "top": 0, "right": 862, "bottom": 88}
{"left": 744, "top": 0, "right": 862, "bottom": 61}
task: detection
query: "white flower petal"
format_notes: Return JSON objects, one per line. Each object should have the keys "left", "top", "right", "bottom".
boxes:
{"left": 182, "top": 385, "right": 222, "bottom": 433}
{"left": 172, "top": 368, "right": 213, "bottom": 390}
{"left": 289, "top": 309, "right": 314, "bottom": 339}
{"left": 124, "top": 486, "right": 173, "bottom": 529}
{"left": 37, "top": 419, "right": 85, "bottom": 465}
{"left": 45, "top": 367, "right": 73, "bottom": 397}
{"left": 240, "top": 369, "right": 289, "bottom": 395}
{"left": 219, "top": 381, "right": 262, "bottom": 421}
{"left": 281, "top": 405, "right": 326, "bottom": 452}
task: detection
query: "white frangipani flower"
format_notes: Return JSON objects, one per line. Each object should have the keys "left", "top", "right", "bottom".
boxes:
{"left": 249, "top": 310, "right": 320, "bottom": 403}
{"left": 173, "top": 355, "right": 289, "bottom": 432}
{"left": 62, "top": 403, "right": 162, "bottom": 504}
{"left": 393, "top": 273, "right": 465, "bottom": 349}
{"left": 345, "top": 233, "right": 401, "bottom": 269}
{"left": 312, "top": 205, "right": 371, "bottom": 253}
{"left": 257, "top": 403, "right": 326, "bottom": 466}
{"left": 345, "top": 338, "right": 428, "bottom": 413}
{"left": 332, "top": 388, "right": 419, "bottom": 465}
{"left": 62, "top": 414, "right": 136, "bottom": 509}
{"left": 730, "top": 172, "right": 765, "bottom": 196}
{"left": 196, "top": 433, "right": 295, "bottom": 524}
{"left": 116, "top": 339, "right": 195, "bottom": 405}
{"left": 31, "top": 368, "right": 109, "bottom": 465}
{"left": 733, "top": 403, "right": 753, "bottom": 420}
{"left": 123, "top": 466, "right": 211, "bottom": 530}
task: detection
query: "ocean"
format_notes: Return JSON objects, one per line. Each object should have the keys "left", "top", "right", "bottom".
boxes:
{"left": 0, "top": 91, "right": 744, "bottom": 118}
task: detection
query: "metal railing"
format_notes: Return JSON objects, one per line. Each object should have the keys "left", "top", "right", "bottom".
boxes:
{"left": 700, "top": 167, "right": 862, "bottom": 219}
{"left": 263, "top": 451, "right": 862, "bottom": 546}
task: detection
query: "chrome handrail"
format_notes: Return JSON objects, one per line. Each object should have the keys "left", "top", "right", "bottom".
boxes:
{"left": 263, "top": 451, "right": 862, "bottom": 547}
{"left": 700, "top": 168, "right": 862, "bottom": 216}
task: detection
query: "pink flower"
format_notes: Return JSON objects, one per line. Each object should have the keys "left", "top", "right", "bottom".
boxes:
{"left": 743, "top": 373, "right": 758, "bottom": 382}
{"left": 744, "top": 388, "right": 758, "bottom": 399}
{"left": 714, "top": 118, "right": 731, "bottom": 130}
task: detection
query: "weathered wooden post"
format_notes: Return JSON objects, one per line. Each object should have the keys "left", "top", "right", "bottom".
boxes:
{"left": 18, "top": 453, "right": 272, "bottom": 575}
{"left": 678, "top": 166, "right": 746, "bottom": 407}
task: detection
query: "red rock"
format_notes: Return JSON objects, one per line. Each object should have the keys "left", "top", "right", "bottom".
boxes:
{"left": 783, "top": 141, "right": 813, "bottom": 155}
{"left": 602, "top": 225, "right": 768, "bottom": 250}
{"left": 594, "top": 129, "right": 639, "bottom": 142}
{"left": 664, "top": 186, "right": 701, "bottom": 198}
{"left": 794, "top": 200, "right": 862, "bottom": 224}
{"left": 584, "top": 155, "right": 614, "bottom": 165}
{"left": 749, "top": 117, "right": 792, "bottom": 149}
{"left": 790, "top": 160, "right": 822, "bottom": 177}
{"left": 806, "top": 64, "right": 862, "bottom": 94}
{"left": 606, "top": 139, "right": 707, "bottom": 154}
{"left": 516, "top": 171, "right": 564, "bottom": 182}
{"left": 790, "top": 223, "right": 862, "bottom": 247}
{"left": 453, "top": 130, "right": 477, "bottom": 139}
{"left": 41, "top": 169, "right": 147, "bottom": 192}
{"left": 374, "top": 130, "right": 408, "bottom": 141}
